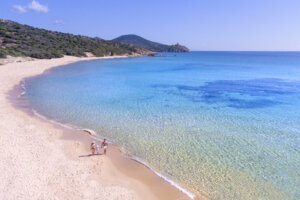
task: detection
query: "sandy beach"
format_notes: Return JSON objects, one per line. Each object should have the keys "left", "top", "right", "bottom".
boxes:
{"left": 0, "top": 56, "right": 190, "bottom": 200}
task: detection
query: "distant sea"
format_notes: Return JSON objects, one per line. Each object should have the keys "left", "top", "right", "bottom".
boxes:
{"left": 25, "top": 52, "right": 300, "bottom": 199}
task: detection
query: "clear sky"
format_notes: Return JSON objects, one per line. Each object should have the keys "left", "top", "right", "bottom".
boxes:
{"left": 1, "top": 0, "right": 300, "bottom": 51}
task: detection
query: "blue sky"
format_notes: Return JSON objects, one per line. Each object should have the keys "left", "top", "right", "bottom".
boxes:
{"left": 1, "top": 0, "right": 300, "bottom": 51}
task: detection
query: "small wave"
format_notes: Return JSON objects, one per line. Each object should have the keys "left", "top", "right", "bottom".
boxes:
{"left": 82, "top": 128, "right": 97, "bottom": 136}
{"left": 20, "top": 80, "right": 26, "bottom": 90}
{"left": 32, "top": 109, "right": 102, "bottom": 138}
{"left": 18, "top": 80, "right": 27, "bottom": 97}
{"left": 130, "top": 156, "right": 195, "bottom": 200}
{"left": 32, "top": 109, "right": 79, "bottom": 131}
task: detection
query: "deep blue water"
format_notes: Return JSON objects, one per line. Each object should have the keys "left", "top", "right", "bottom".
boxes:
{"left": 25, "top": 52, "right": 300, "bottom": 199}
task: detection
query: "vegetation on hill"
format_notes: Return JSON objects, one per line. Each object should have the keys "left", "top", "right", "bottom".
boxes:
{"left": 113, "top": 34, "right": 189, "bottom": 52}
{"left": 0, "top": 19, "right": 150, "bottom": 59}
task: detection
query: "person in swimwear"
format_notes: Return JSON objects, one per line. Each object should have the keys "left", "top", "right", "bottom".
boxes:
{"left": 101, "top": 139, "right": 108, "bottom": 155}
{"left": 95, "top": 143, "right": 100, "bottom": 154}
{"left": 90, "top": 141, "right": 96, "bottom": 155}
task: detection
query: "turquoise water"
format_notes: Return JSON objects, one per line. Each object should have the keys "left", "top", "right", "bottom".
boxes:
{"left": 25, "top": 52, "right": 300, "bottom": 199}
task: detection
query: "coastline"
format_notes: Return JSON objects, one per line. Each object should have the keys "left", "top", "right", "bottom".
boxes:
{"left": 0, "top": 55, "right": 192, "bottom": 200}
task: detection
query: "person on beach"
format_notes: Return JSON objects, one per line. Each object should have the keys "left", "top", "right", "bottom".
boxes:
{"left": 101, "top": 139, "right": 108, "bottom": 155}
{"left": 90, "top": 141, "right": 96, "bottom": 155}
{"left": 95, "top": 143, "right": 100, "bottom": 154}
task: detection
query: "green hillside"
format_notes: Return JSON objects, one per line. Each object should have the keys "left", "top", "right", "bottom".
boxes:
{"left": 0, "top": 19, "right": 149, "bottom": 59}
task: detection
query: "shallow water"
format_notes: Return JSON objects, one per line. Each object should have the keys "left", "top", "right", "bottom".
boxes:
{"left": 25, "top": 52, "right": 300, "bottom": 199}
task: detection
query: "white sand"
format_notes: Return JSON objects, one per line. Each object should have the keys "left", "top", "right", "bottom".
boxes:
{"left": 0, "top": 56, "right": 158, "bottom": 200}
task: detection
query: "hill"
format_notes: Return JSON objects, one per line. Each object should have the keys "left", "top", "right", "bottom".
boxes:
{"left": 112, "top": 34, "right": 189, "bottom": 52}
{"left": 0, "top": 19, "right": 151, "bottom": 59}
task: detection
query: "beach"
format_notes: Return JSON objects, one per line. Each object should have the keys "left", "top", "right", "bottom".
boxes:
{"left": 1, "top": 1, "right": 299, "bottom": 199}
{"left": 0, "top": 56, "right": 190, "bottom": 200}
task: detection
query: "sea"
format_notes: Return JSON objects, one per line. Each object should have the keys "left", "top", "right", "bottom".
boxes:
{"left": 24, "top": 52, "right": 300, "bottom": 199}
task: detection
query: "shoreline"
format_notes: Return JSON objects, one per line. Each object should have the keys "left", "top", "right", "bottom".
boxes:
{"left": 0, "top": 55, "right": 192, "bottom": 200}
